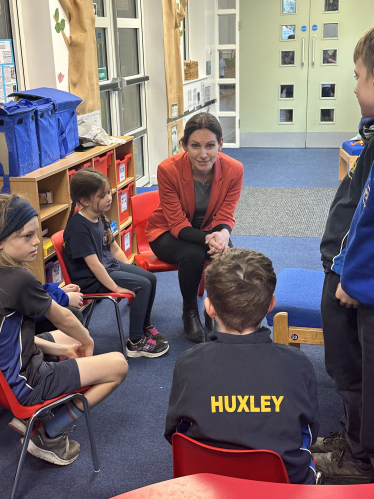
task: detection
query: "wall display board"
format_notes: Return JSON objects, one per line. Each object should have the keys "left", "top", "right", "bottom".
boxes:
{"left": 0, "top": 39, "right": 17, "bottom": 103}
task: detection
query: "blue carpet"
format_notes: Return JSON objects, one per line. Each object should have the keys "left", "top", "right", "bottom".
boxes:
{"left": 0, "top": 149, "right": 344, "bottom": 497}
{"left": 222, "top": 147, "right": 341, "bottom": 189}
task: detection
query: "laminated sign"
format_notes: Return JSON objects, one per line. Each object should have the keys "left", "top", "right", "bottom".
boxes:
{"left": 0, "top": 39, "right": 17, "bottom": 104}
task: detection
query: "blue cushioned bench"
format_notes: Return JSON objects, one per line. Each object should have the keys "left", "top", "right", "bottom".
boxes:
{"left": 339, "top": 141, "right": 364, "bottom": 181}
{"left": 266, "top": 268, "right": 325, "bottom": 347}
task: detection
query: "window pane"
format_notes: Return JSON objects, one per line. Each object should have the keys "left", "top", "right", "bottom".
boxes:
{"left": 280, "top": 109, "right": 293, "bottom": 123}
{"left": 218, "top": 15, "right": 236, "bottom": 45}
{"left": 219, "top": 84, "right": 236, "bottom": 112}
{"left": 133, "top": 136, "right": 145, "bottom": 179}
{"left": 116, "top": 0, "right": 137, "bottom": 18}
{"left": 219, "top": 117, "right": 236, "bottom": 144}
{"left": 92, "top": 0, "right": 104, "bottom": 17}
{"left": 321, "top": 109, "right": 335, "bottom": 122}
{"left": 121, "top": 85, "right": 141, "bottom": 133}
{"left": 219, "top": 49, "right": 236, "bottom": 78}
{"left": 100, "top": 92, "right": 112, "bottom": 135}
{"left": 118, "top": 28, "right": 139, "bottom": 77}
{"left": 282, "top": 0, "right": 296, "bottom": 14}
{"left": 218, "top": 0, "right": 236, "bottom": 9}
{"left": 321, "top": 84, "right": 335, "bottom": 98}
{"left": 323, "top": 23, "right": 338, "bottom": 38}
{"left": 96, "top": 28, "right": 108, "bottom": 79}
{"left": 281, "top": 50, "right": 295, "bottom": 65}
{"left": 282, "top": 25, "right": 296, "bottom": 40}
{"left": 323, "top": 49, "right": 337, "bottom": 64}
{"left": 280, "top": 85, "right": 294, "bottom": 98}
{"left": 0, "top": 0, "right": 12, "bottom": 38}
{"left": 324, "top": 0, "right": 339, "bottom": 12}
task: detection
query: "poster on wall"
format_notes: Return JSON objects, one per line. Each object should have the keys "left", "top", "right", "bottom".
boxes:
{"left": 171, "top": 125, "right": 178, "bottom": 155}
{"left": 0, "top": 39, "right": 17, "bottom": 104}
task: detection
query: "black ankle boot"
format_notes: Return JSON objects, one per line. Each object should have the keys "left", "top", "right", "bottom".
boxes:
{"left": 204, "top": 310, "right": 218, "bottom": 333}
{"left": 182, "top": 308, "right": 205, "bottom": 343}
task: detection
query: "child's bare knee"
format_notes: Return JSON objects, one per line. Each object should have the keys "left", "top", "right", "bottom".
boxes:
{"left": 110, "top": 352, "right": 128, "bottom": 382}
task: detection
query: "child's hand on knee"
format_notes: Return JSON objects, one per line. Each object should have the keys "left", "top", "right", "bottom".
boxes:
{"left": 115, "top": 286, "right": 135, "bottom": 297}
{"left": 60, "top": 343, "right": 82, "bottom": 361}
{"left": 78, "top": 340, "right": 94, "bottom": 357}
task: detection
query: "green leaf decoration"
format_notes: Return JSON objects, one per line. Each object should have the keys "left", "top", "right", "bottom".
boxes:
{"left": 55, "top": 22, "right": 61, "bottom": 33}
{"left": 55, "top": 8, "right": 59, "bottom": 22}
{"left": 60, "top": 19, "right": 65, "bottom": 30}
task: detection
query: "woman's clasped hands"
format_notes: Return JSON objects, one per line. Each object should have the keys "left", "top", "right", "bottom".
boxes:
{"left": 205, "top": 229, "right": 230, "bottom": 259}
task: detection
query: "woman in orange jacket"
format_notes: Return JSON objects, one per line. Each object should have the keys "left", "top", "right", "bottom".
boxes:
{"left": 146, "top": 113, "right": 243, "bottom": 343}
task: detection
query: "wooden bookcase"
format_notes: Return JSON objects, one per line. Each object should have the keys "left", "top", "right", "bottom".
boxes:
{"left": 0, "top": 136, "right": 137, "bottom": 284}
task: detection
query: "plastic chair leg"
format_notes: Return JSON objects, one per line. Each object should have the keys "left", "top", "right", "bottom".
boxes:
{"left": 85, "top": 301, "right": 96, "bottom": 329}
{"left": 75, "top": 393, "right": 100, "bottom": 472}
{"left": 10, "top": 413, "right": 36, "bottom": 499}
{"left": 113, "top": 299, "right": 126, "bottom": 356}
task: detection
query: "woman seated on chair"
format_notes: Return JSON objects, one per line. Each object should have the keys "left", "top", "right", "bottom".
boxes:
{"left": 146, "top": 113, "right": 243, "bottom": 343}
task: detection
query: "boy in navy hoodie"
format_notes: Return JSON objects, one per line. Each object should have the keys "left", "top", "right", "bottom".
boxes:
{"left": 315, "top": 28, "right": 374, "bottom": 482}
{"left": 165, "top": 248, "right": 319, "bottom": 484}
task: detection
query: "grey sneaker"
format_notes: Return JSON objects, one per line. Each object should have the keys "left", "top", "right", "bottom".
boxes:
{"left": 309, "top": 430, "right": 347, "bottom": 453}
{"left": 314, "top": 446, "right": 371, "bottom": 483}
{"left": 21, "top": 424, "right": 80, "bottom": 466}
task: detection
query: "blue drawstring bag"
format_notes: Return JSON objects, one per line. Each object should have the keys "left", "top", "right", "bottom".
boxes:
{"left": 0, "top": 99, "right": 39, "bottom": 192}
{"left": 9, "top": 88, "right": 82, "bottom": 159}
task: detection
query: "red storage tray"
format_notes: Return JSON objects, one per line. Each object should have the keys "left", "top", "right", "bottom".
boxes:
{"left": 76, "top": 161, "right": 91, "bottom": 172}
{"left": 118, "top": 182, "right": 134, "bottom": 224}
{"left": 120, "top": 224, "right": 134, "bottom": 259}
{"left": 116, "top": 153, "right": 132, "bottom": 184}
{"left": 94, "top": 150, "right": 113, "bottom": 176}
{"left": 68, "top": 168, "right": 76, "bottom": 186}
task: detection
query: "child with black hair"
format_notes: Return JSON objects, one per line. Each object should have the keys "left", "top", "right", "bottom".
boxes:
{"left": 0, "top": 193, "right": 128, "bottom": 465}
{"left": 63, "top": 168, "right": 168, "bottom": 358}
{"left": 165, "top": 248, "right": 319, "bottom": 484}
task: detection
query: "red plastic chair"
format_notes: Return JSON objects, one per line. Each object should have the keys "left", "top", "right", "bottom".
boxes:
{"left": 131, "top": 191, "right": 207, "bottom": 296}
{"left": 0, "top": 370, "right": 98, "bottom": 499}
{"left": 51, "top": 231, "right": 133, "bottom": 356}
{"left": 172, "top": 433, "right": 290, "bottom": 484}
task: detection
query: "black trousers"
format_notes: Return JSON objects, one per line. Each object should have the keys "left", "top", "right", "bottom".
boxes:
{"left": 150, "top": 231, "right": 210, "bottom": 310}
{"left": 35, "top": 306, "right": 84, "bottom": 335}
{"left": 321, "top": 271, "right": 368, "bottom": 459}
{"left": 357, "top": 304, "right": 374, "bottom": 459}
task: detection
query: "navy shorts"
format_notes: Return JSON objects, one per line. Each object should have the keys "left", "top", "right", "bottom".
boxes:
{"left": 23, "top": 332, "right": 81, "bottom": 406}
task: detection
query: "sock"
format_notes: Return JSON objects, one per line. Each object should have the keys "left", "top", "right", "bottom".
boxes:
{"left": 44, "top": 400, "right": 84, "bottom": 438}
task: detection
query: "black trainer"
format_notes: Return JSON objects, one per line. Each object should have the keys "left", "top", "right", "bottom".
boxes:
{"left": 308, "top": 430, "right": 347, "bottom": 454}
{"left": 126, "top": 333, "right": 169, "bottom": 358}
{"left": 314, "top": 446, "right": 372, "bottom": 483}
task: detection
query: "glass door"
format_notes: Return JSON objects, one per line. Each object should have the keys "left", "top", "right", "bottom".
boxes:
{"left": 216, "top": 0, "right": 240, "bottom": 147}
{"left": 94, "top": 0, "right": 150, "bottom": 185}
{"left": 305, "top": 0, "right": 372, "bottom": 146}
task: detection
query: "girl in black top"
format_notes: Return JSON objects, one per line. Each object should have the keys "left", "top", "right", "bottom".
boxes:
{"left": 64, "top": 168, "right": 168, "bottom": 358}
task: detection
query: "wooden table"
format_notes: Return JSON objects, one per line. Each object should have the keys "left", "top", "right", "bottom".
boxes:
{"left": 110, "top": 473, "right": 374, "bottom": 499}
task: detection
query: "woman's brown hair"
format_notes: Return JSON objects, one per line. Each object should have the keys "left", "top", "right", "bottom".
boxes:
{"left": 180, "top": 112, "right": 223, "bottom": 146}
{"left": 67, "top": 168, "right": 113, "bottom": 244}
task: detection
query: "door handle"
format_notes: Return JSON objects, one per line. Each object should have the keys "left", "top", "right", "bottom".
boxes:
{"left": 312, "top": 36, "right": 316, "bottom": 66}
{"left": 302, "top": 37, "right": 305, "bottom": 65}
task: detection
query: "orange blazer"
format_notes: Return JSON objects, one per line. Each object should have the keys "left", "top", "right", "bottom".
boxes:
{"left": 145, "top": 152, "right": 243, "bottom": 242}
